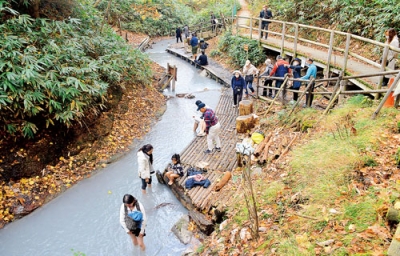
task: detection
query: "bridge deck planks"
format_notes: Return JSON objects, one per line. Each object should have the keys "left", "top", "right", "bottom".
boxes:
{"left": 164, "top": 46, "right": 240, "bottom": 214}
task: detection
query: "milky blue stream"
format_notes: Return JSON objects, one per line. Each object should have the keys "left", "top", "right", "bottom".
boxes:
{"left": 0, "top": 38, "right": 222, "bottom": 256}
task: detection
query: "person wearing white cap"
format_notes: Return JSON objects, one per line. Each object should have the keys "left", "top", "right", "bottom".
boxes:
{"left": 231, "top": 70, "right": 246, "bottom": 107}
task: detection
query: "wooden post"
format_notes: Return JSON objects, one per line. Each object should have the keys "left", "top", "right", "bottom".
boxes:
{"left": 338, "top": 79, "right": 347, "bottom": 104}
{"left": 323, "top": 76, "right": 342, "bottom": 115}
{"left": 371, "top": 71, "right": 400, "bottom": 120}
{"left": 249, "top": 17, "right": 253, "bottom": 39}
{"left": 239, "top": 100, "right": 253, "bottom": 115}
{"left": 293, "top": 24, "right": 299, "bottom": 58}
{"left": 325, "top": 30, "right": 334, "bottom": 78}
{"left": 258, "top": 17, "right": 262, "bottom": 42}
{"left": 280, "top": 22, "right": 286, "bottom": 55}
{"left": 377, "top": 45, "right": 390, "bottom": 99}
{"left": 342, "top": 33, "right": 351, "bottom": 74}
{"left": 236, "top": 15, "right": 239, "bottom": 36}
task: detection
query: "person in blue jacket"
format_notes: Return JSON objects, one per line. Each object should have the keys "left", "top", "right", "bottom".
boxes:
{"left": 231, "top": 70, "right": 246, "bottom": 107}
{"left": 285, "top": 58, "right": 302, "bottom": 103}
{"left": 190, "top": 33, "right": 199, "bottom": 60}
{"left": 301, "top": 58, "right": 317, "bottom": 107}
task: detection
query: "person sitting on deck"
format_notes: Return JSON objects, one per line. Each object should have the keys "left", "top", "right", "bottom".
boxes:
{"left": 195, "top": 51, "right": 208, "bottom": 66}
{"left": 165, "top": 154, "right": 184, "bottom": 185}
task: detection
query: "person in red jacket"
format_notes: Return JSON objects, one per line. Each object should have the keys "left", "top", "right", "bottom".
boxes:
{"left": 268, "top": 55, "right": 291, "bottom": 98}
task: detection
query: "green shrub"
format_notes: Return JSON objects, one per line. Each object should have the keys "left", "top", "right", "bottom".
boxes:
{"left": 217, "top": 31, "right": 265, "bottom": 67}
{"left": 0, "top": 3, "right": 152, "bottom": 138}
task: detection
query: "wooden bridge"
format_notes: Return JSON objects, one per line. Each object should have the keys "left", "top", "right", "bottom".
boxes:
{"left": 160, "top": 16, "right": 400, "bottom": 235}
{"left": 233, "top": 16, "right": 400, "bottom": 91}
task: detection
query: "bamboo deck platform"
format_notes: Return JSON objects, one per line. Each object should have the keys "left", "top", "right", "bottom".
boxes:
{"left": 166, "top": 44, "right": 232, "bottom": 87}
{"left": 162, "top": 46, "right": 244, "bottom": 229}
{"left": 165, "top": 87, "right": 240, "bottom": 212}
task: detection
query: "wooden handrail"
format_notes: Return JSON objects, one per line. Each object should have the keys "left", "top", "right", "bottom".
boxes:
{"left": 234, "top": 15, "right": 400, "bottom": 92}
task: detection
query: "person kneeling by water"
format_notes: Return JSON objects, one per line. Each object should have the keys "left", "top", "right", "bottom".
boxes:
{"left": 164, "top": 154, "right": 184, "bottom": 185}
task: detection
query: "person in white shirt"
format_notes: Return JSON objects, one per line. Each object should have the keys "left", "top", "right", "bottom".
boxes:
{"left": 119, "top": 194, "right": 147, "bottom": 251}
{"left": 137, "top": 144, "right": 154, "bottom": 194}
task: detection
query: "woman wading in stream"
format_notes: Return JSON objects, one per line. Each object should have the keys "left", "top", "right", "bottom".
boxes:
{"left": 120, "top": 194, "right": 147, "bottom": 251}
{"left": 137, "top": 144, "right": 154, "bottom": 194}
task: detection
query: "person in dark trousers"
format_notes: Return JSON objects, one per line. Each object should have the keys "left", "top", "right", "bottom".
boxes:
{"left": 175, "top": 27, "right": 182, "bottom": 43}
{"left": 137, "top": 144, "right": 154, "bottom": 194}
{"left": 260, "top": 58, "right": 274, "bottom": 97}
{"left": 231, "top": 70, "right": 246, "bottom": 107}
{"left": 300, "top": 58, "right": 318, "bottom": 107}
{"left": 190, "top": 33, "right": 199, "bottom": 59}
{"left": 285, "top": 58, "right": 302, "bottom": 103}
{"left": 211, "top": 12, "right": 216, "bottom": 32}
{"left": 195, "top": 51, "right": 208, "bottom": 66}
{"left": 259, "top": 5, "right": 273, "bottom": 39}
{"left": 269, "top": 55, "right": 290, "bottom": 99}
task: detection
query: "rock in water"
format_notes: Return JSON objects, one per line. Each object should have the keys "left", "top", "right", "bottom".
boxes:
{"left": 171, "top": 215, "right": 192, "bottom": 244}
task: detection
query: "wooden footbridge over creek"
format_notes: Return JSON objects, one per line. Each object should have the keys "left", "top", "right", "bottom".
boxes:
{"left": 155, "top": 16, "right": 400, "bottom": 239}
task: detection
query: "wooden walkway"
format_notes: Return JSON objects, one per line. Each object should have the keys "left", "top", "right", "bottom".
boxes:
{"left": 163, "top": 45, "right": 242, "bottom": 226}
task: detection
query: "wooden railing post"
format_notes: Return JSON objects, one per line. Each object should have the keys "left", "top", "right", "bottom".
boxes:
{"left": 293, "top": 23, "right": 299, "bottom": 58}
{"left": 342, "top": 33, "right": 351, "bottom": 74}
{"left": 378, "top": 45, "right": 390, "bottom": 90}
{"left": 280, "top": 22, "right": 286, "bottom": 55}
{"left": 249, "top": 17, "right": 253, "bottom": 39}
{"left": 325, "top": 30, "right": 334, "bottom": 78}
{"left": 258, "top": 17, "right": 262, "bottom": 42}
{"left": 338, "top": 79, "right": 347, "bottom": 104}
{"left": 236, "top": 16, "right": 239, "bottom": 36}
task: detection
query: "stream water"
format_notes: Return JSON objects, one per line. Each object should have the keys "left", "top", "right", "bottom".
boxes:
{"left": 0, "top": 39, "right": 222, "bottom": 256}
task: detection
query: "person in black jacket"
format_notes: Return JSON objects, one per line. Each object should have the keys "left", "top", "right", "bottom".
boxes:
{"left": 195, "top": 51, "right": 208, "bottom": 66}
{"left": 231, "top": 70, "right": 246, "bottom": 107}
{"left": 176, "top": 27, "right": 182, "bottom": 43}
{"left": 259, "top": 5, "right": 273, "bottom": 39}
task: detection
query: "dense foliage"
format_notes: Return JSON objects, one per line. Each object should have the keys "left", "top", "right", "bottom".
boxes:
{"left": 212, "top": 31, "right": 265, "bottom": 67}
{"left": 252, "top": 0, "right": 400, "bottom": 41}
{"left": 95, "top": 0, "right": 237, "bottom": 36}
{"left": 0, "top": 0, "right": 152, "bottom": 138}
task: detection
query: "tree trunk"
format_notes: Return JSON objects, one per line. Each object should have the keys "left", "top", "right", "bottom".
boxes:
{"left": 31, "top": 0, "right": 40, "bottom": 18}
{"left": 236, "top": 114, "right": 255, "bottom": 133}
{"left": 239, "top": 100, "right": 253, "bottom": 116}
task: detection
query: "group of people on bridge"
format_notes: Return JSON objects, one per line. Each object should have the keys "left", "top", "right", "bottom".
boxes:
{"left": 231, "top": 56, "right": 317, "bottom": 107}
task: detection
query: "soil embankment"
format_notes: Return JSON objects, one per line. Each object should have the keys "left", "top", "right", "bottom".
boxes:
{"left": 0, "top": 34, "right": 166, "bottom": 228}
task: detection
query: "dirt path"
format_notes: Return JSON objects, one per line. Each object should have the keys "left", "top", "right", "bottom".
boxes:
{"left": 237, "top": 0, "right": 251, "bottom": 26}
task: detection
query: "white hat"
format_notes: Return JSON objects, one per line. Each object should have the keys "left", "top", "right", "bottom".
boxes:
{"left": 232, "top": 70, "right": 242, "bottom": 75}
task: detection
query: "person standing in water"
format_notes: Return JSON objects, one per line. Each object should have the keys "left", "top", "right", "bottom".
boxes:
{"left": 137, "top": 144, "right": 154, "bottom": 194}
{"left": 119, "top": 194, "right": 147, "bottom": 251}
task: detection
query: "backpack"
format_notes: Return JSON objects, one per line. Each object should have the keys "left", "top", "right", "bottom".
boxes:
{"left": 124, "top": 203, "right": 142, "bottom": 231}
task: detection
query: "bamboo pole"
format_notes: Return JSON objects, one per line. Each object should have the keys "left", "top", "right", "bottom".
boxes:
{"left": 285, "top": 78, "right": 315, "bottom": 118}
{"left": 371, "top": 72, "right": 400, "bottom": 120}
{"left": 263, "top": 76, "right": 289, "bottom": 117}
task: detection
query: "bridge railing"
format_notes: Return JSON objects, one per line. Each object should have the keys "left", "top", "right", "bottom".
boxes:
{"left": 234, "top": 15, "right": 400, "bottom": 89}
